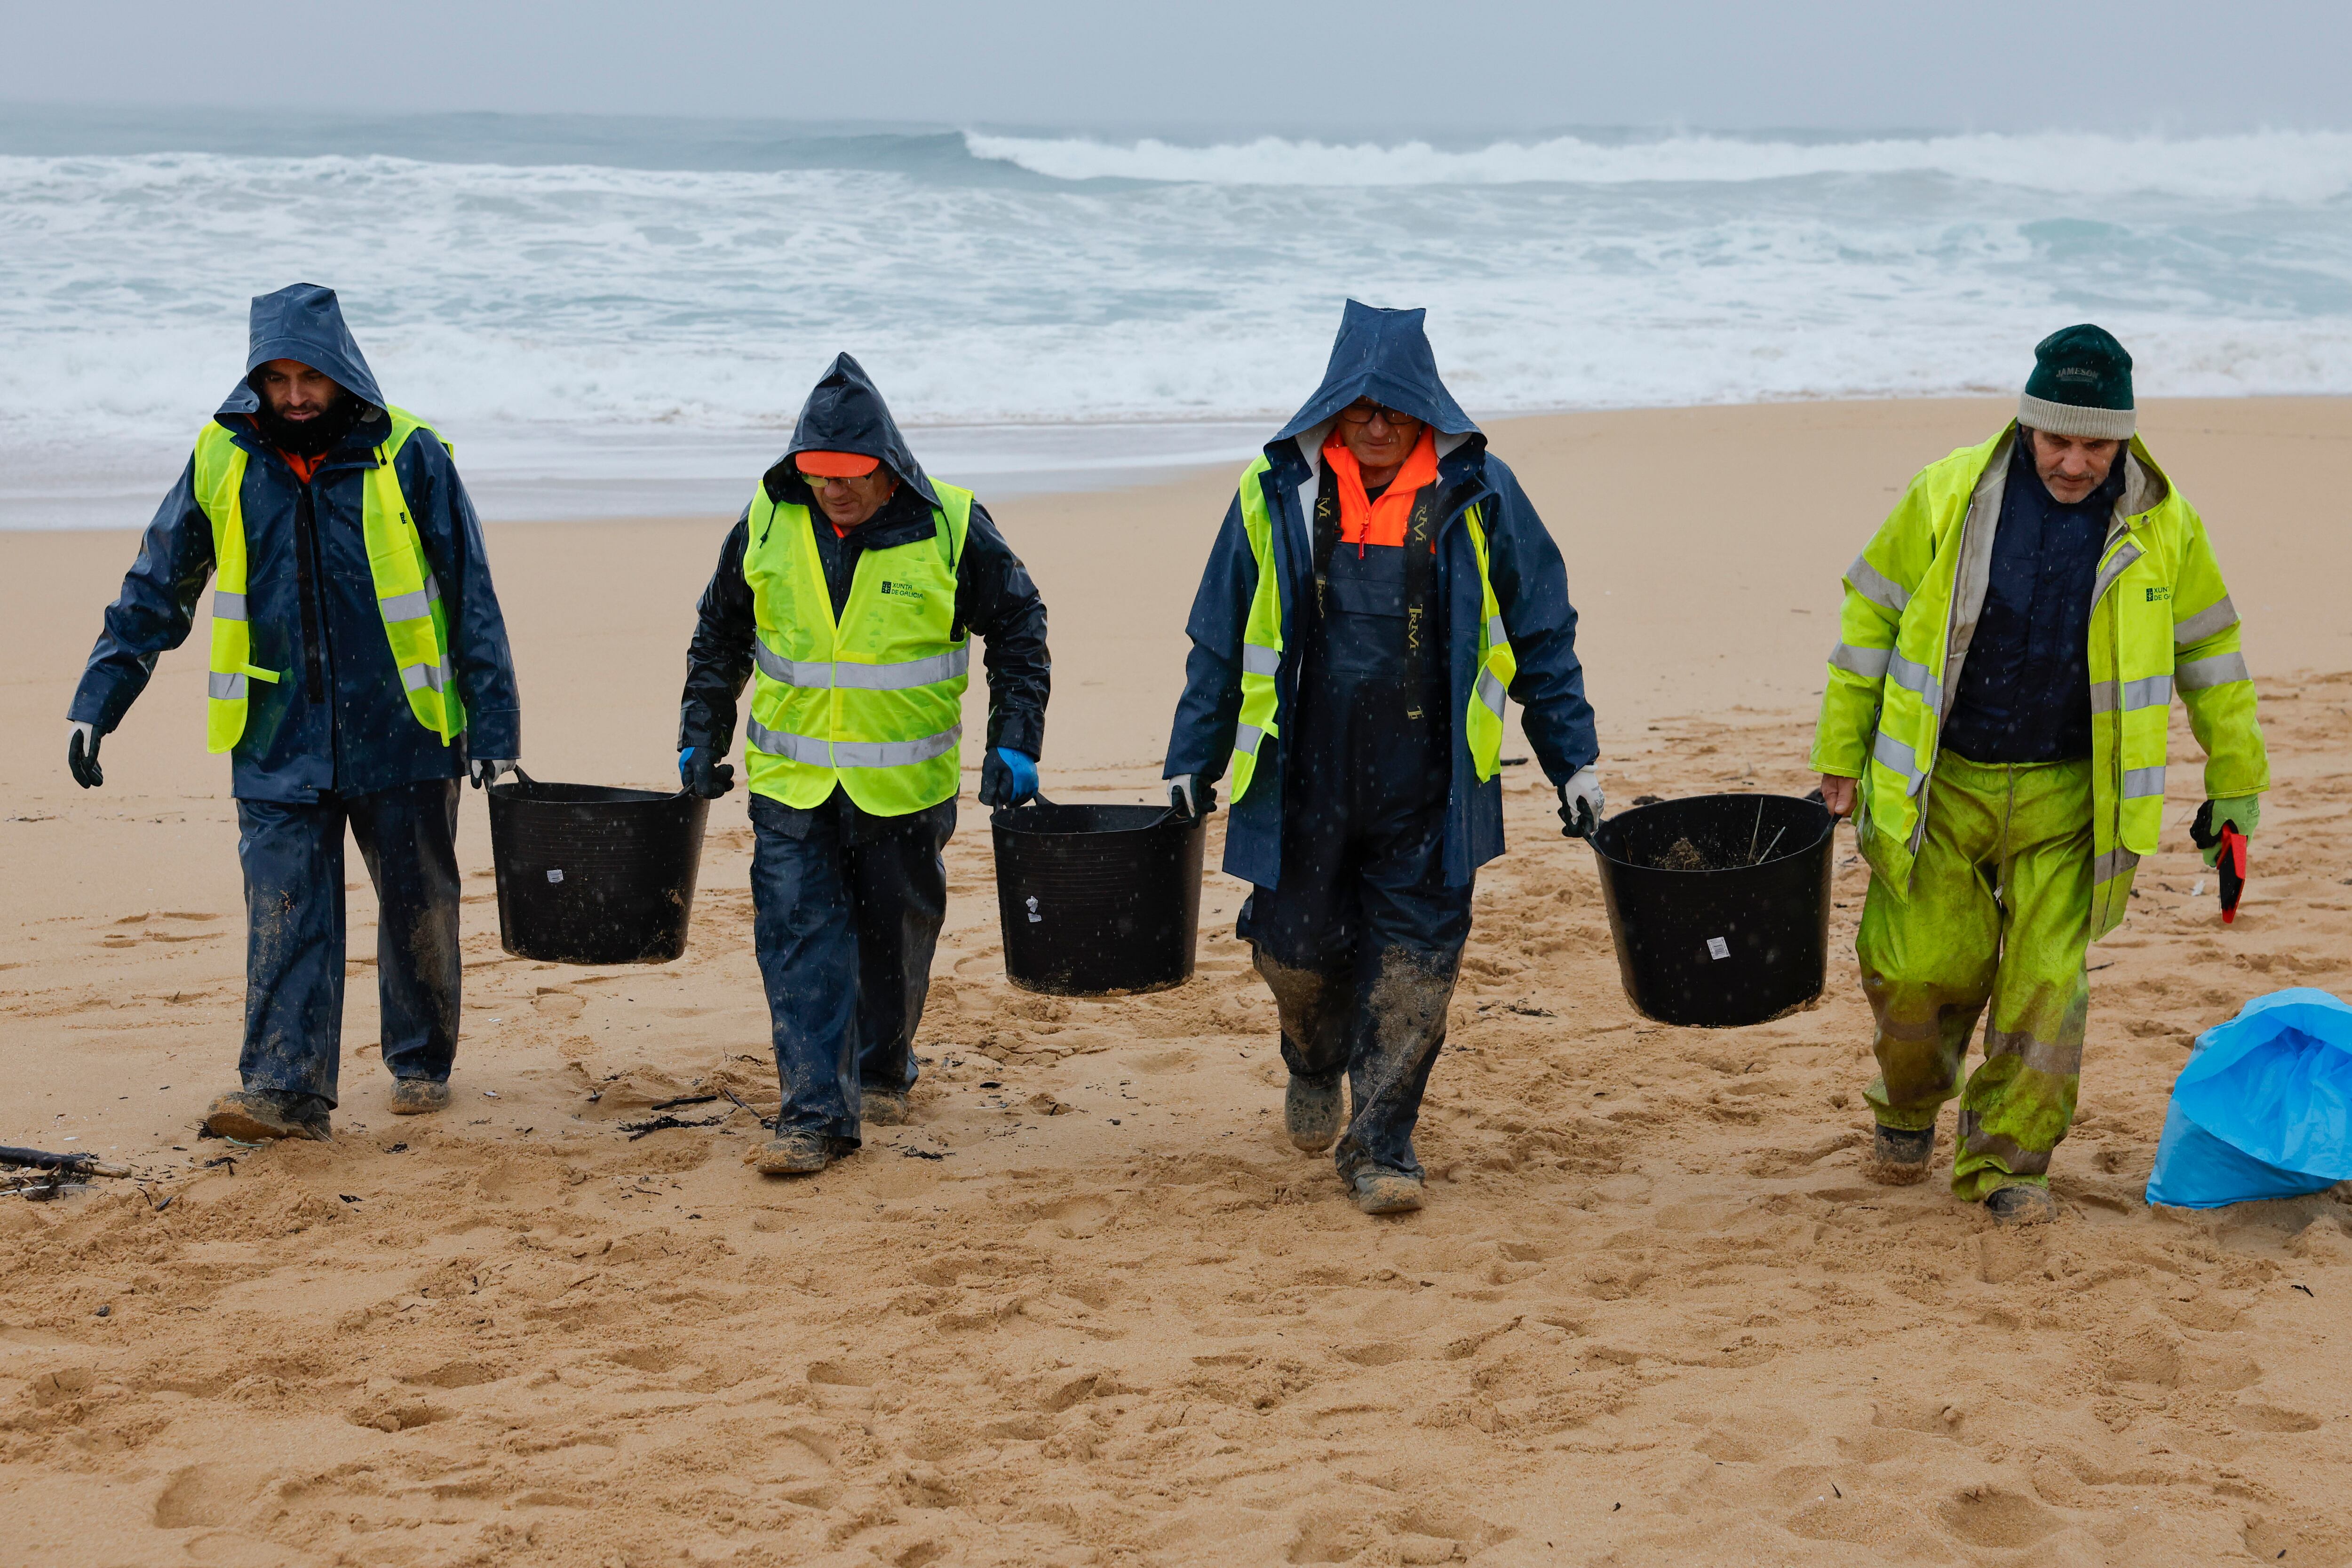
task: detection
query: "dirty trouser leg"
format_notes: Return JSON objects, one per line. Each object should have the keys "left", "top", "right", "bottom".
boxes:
{"left": 1857, "top": 767, "right": 2002, "bottom": 1138}
{"left": 236, "top": 795, "right": 351, "bottom": 1106}
{"left": 1952, "top": 757, "right": 2094, "bottom": 1202}
{"left": 846, "top": 806, "right": 954, "bottom": 1099}
{"left": 1333, "top": 800, "right": 1471, "bottom": 1183}
{"left": 1237, "top": 787, "right": 1360, "bottom": 1099}
{"left": 748, "top": 796, "right": 859, "bottom": 1144}
{"left": 348, "top": 779, "right": 463, "bottom": 1087}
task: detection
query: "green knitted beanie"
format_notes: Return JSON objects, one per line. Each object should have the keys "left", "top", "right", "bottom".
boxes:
{"left": 2019, "top": 324, "right": 2135, "bottom": 440}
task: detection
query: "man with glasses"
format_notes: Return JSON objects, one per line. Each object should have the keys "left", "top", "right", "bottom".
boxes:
{"left": 677, "top": 353, "right": 1050, "bottom": 1175}
{"left": 1164, "top": 301, "right": 1600, "bottom": 1215}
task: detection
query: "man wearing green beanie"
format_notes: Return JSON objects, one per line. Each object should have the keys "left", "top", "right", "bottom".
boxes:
{"left": 1810, "top": 325, "right": 2268, "bottom": 1224}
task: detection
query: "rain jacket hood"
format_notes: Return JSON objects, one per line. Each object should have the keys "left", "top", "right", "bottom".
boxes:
{"left": 1163, "top": 301, "right": 1595, "bottom": 890}
{"left": 219, "top": 283, "right": 388, "bottom": 417}
{"left": 764, "top": 353, "right": 939, "bottom": 509}
{"left": 1274, "top": 300, "right": 1478, "bottom": 446}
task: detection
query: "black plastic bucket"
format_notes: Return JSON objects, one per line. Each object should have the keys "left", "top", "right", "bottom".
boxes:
{"left": 1588, "top": 793, "right": 1836, "bottom": 1027}
{"left": 992, "top": 797, "right": 1207, "bottom": 995}
{"left": 486, "top": 769, "right": 710, "bottom": 965}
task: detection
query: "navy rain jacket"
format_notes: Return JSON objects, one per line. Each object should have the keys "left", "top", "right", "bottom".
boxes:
{"left": 678, "top": 352, "right": 1051, "bottom": 781}
{"left": 1164, "top": 301, "right": 1598, "bottom": 889}
{"left": 70, "top": 284, "right": 521, "bottom": 803}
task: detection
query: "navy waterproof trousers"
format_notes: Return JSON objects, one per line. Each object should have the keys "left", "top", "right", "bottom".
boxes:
{"left": 748, "top": 792, "right": 952, "bottom": 1144}
{"left": 1238, "top": 536, "right": 1473, "bottom": 1182}
{"left": 235, "top": 778, "right": 463, "bottom": 1107}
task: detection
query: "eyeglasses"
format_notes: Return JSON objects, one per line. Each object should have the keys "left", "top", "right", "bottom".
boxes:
{"left": 1337, "top": 403, "right": 1419, "bottom": 428}
{"left": 798, "top": 471, "right": 866, "bottom": 490}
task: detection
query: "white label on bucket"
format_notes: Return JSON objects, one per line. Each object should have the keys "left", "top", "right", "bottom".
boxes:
{"left": 1025, "top": 895, "right": 1041, "bottom": 924}
{"left": 547, "top": 869, "right": 565, "bottom": 885}
{"left": 1706, "top": 936, "right": 1730, "bottom": 961}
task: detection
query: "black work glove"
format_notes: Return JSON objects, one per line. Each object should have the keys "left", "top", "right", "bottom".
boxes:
{"left": 678, "top": 745, "right": 735, "bottom": 800}
{"left": 68, "top": 724, "right": 104, "bottom": 789}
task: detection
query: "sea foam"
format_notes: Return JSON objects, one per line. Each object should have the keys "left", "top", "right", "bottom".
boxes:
{"left": 3, "top": 121, "right": 2349, "bottom": 524}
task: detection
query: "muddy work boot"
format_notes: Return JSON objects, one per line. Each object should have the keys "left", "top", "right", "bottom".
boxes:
{"left": 1351, "top": 1167, "right": 1425, "bottom": 1216}
{"left": 203, "top": 1087, "right": 332, "bottom": 1143}
{"left": 1864, "top": 1122, "right": 1935, "bottom": 1186}
{"left": 388, "top": 1078, "right": 451, "bottom": 1116}
{"left": 1284, "top": 1075, "right": 1343, "bottom": 1152}
{"left": 862, "top": 1089, "right": 912, "bottom": 1127}
{"left": 747, "top": 1132, "right": 837, "bottom": 1176}
{"left": 1984, "top": 1183, "right": 2057, "bottom": 1226}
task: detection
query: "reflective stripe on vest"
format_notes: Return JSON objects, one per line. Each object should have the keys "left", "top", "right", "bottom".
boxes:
{"left": 751, "top": 639, "right": 971, "bottom": 692}
{"left": 741, "top": 480, "right": 974, "bottom": 815}
{"left": 192, "top": 407, "right": 460, "bottom": 755}
{"left": 1223, "top": 455, "right": 1513, "bottom": 802}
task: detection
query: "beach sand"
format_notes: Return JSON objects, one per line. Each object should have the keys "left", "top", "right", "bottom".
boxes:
{"left": 3, "top": 397, "right": 2350, "bottom": 1565}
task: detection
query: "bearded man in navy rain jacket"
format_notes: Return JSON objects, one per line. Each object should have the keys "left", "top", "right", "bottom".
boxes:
{"left": 68, "top": 284, "right": 521, "bottom": 1144}
{"left": 1165, "top": 301, "right": 1601, "bottom": 1216}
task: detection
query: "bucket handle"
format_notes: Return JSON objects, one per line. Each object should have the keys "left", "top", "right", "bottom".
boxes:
{"left": 488, "top": 764, "right": 538, "bottom": 796}
{"left": 995, "top": 792, "right": 1195, "bottom": 829}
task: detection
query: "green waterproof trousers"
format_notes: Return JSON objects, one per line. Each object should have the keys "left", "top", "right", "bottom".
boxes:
{"left": 1858, "top": 751, "right": 2093, "bottom": 1201}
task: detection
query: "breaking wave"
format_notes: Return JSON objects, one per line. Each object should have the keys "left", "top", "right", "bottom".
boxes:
{"left": 3, "top": 110, "right": 2350, "bottom": 522}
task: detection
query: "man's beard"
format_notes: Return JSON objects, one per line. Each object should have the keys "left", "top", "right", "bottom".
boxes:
{"left": 254, "top": 390, "right": 362, "bottom": 456}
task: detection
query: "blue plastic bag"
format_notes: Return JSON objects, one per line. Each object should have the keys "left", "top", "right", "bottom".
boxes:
{"left": 2145, "top": 987, "right": 2352, "bottom": 1209}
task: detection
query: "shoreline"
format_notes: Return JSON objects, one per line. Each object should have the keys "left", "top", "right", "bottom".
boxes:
{"left": 12, "top": 393, "right": 2352, "bottom": 532}
{"left": 11, "top": 396, "right": 2348, "bottom": 794}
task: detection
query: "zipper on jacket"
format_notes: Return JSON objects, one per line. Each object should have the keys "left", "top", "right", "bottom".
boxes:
{"left": 292, "top": 478, "right": 329, "bottom": 704}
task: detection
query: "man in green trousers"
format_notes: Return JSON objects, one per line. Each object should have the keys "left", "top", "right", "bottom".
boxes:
{"left": 1812, "top": 326, "right": 2267, "bottom": 1223}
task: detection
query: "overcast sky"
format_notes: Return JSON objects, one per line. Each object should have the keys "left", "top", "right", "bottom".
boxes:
{"left": 4, "top": 0, "right": 2347, "bottom": 134}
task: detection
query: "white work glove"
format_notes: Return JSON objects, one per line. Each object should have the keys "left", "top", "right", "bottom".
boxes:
{"left": 1167, "top": 774, "right": 1216, "bottom": 820}
{"left": 469, "top": 757, "right": 517, "bottom": 789}
{"left": 1557, "top": 766, "right": 1604, "bottom": 838}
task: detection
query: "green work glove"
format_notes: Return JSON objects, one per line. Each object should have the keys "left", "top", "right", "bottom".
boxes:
{"left": 2196, "top": 796, "right": 2261, "bottom": 867}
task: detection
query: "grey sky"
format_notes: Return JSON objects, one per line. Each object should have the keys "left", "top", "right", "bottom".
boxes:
{"left": 4, "top": 0, "right": 2348, "bottom": 134}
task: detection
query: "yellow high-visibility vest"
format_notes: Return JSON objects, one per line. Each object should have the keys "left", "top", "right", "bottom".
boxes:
{"left": 192, "top": 408, "right": 464, "bottom": 754}
{"left": 740, "top": 481, "right": 973, "bottom": 815}
{"left": 1224, "top": 454, "right": 1515, "bottom": 802}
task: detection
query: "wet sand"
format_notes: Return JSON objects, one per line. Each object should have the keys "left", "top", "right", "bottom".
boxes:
{"left": 3, "top": 397, "right": 2350, "bottom": 1565}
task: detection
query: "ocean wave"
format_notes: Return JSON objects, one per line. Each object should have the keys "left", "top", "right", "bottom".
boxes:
{"left": 5, "top": 125, "right": 2352, "bottom": 524}
{"left": 963, "top": 128, "right": 2352, "bottom": 202}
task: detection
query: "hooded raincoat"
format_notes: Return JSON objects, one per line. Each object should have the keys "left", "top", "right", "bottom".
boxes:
{"left": 70, "top": 285, "right": 520, "bottom": 802}
{"left": 679, "top": 353, "right": 1049, "bottom": 790}
{"left": 677, "top": 355, "right": 1051, "bottom": 1146}
{"left": 1164, "top": 302, "right": 1596, "bottom": 889}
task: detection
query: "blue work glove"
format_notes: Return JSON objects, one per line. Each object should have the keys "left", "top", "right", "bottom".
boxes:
{"left": 979, "top": 747, "right": 1039, "bottom": 807}
{"left": 678, "top": 745, "right": 735, "bottom": 799}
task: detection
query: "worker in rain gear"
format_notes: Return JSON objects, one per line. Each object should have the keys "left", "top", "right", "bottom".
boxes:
{"left": 678, "top": 353, "right": 1050, "bottom": 1176}
{"left": 68, "top": 283, "right": 522, "bottom": 1143}
{"left": 1814, "top": 325, "right": 2267, "bottom": 1224}
{"left": 1164, "top": 301, "right": 1600, "bottom": 1216}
